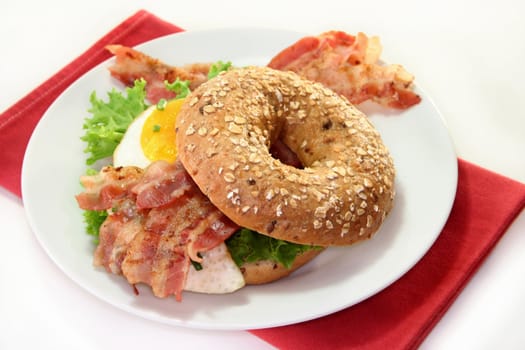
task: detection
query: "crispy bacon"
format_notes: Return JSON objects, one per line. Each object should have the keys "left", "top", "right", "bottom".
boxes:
{"left": 76, "top": 166, "right": 143, "bottom": 211}
{"left": 105, "top": 31, "right": 420, "bottom": 110}
{"left": 132, "top": 160, "right": 194, "bottom": 209}
{"left": 145, "top": 216, "right": 189, "bottom": 300}
{"left": 94, "top": 203, "right": 144, "bottom": 275}
{"left": 121, "top": 229, "right": 160, "bottom": 291}
{"left": 76, "top": 160, "right": 238, "bottom": 301}
{"left": 106, "top": 45, "right": 211, "bottom": 103}
{"left": 268, "top": 31, "right": 421, "bottom": 109}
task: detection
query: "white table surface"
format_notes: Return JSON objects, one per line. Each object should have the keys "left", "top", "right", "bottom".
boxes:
{"left": 1, "top": 1, "right": 524, "bottom": 349}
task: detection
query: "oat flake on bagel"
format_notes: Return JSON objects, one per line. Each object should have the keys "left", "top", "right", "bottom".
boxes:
{"left": 176, "top": 66, "right": 395, "bottom": 247}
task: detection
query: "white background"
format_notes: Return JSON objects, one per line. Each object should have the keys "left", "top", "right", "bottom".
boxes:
{"left": 1, "top": 1, "right": 524, "bottom": 349}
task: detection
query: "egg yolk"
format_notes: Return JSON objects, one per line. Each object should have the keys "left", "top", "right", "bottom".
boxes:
{"left": 141, "top": 98, "right": 185, "bottom": 162}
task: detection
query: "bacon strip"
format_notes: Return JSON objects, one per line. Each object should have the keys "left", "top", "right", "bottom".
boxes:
{"left": 105, "top": 31, "right": 420, "bottom": 109}
{"left": 268, "top": 31, "right": 421, "bottom": 109}
{"left": 132, "top": 160, "right": 194, "bottom": 209}
{"left": 106, "top": 45, "right": 211, "bottom": 104}
{"left": 76, "top": 160, "right": 238, "bottom": 301}
{"left": 94, "top": 200, "right": 144, "bottom": 274}
{"left": 121, "top": 229, "right": 159, "bottom": 290}
{"left": 76, "top": 166, "right": 143, "bottom": 211}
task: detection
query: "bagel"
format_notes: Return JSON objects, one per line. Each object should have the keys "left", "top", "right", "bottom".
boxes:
{"left": 176, "top": 66, "right": 395, "bottom": 247}
{"left": 240, "top": 249, "right": 324, "bottom": 285}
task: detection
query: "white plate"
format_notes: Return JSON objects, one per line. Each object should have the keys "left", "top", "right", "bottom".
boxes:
{"left": 22, "top": 28, "right": 457, "bottom": 330}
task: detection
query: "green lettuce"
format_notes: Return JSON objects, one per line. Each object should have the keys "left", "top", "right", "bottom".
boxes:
{"left": 79, "top": 168, "right": 107, "bottom": 242}
{"left": 164, "top": 78, "right": 191, "bottom": 99}
{"left": 82, "top": 209, "right": 107, "bottom": 243}
{"left": 226, "top": 228, "right": 320, "bottom": 269}
{"left": 81, "top": 79, "right": 149, "bottom": 165}
{"left": 207, "top": 60, "right": 232, "bottom": 79}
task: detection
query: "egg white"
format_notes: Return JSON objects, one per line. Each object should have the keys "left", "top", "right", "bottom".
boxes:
{"left": 113, "top": 106, "right": 154, "bottom": 168}
{"left": 113, "top": 105, "right": 245, "bottom": 294}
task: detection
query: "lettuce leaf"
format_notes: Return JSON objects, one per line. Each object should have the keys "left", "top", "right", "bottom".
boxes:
{"left": 79, "top": 169, "right": 107, "bottom": 242}
{"left": 82, "top": 209, "right": 107, "bottom": 243}
{"left": 208, "top": 60, "right": 232, "bottom": 79}
{"left": 81, "top": 79, "right": 149, "bottom": 165}
{"left": 164, "top": 78, "right": 191, "bottom": 99}
{"left": 226, "top": 228, "right": 320, "bottom": 269}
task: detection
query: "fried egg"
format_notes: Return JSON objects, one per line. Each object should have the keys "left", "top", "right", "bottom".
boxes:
{"left": 113, "top": 98, "right": 245, "bottom": 294}
{"left": 113, "top": 98, "right": 183, "bottom": 167}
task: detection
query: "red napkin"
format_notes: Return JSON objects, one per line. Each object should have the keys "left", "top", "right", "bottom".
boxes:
{"left": 1, "top": 10, "right": 524, "bottom": 350}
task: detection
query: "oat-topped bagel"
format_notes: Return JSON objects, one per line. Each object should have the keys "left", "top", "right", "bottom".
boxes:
{"left": 176, "top": 66, "right": 395, "bottom": 246}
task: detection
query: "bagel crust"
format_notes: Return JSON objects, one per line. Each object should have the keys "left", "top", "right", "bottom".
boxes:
{"left": 240, "top": 249, "right": 324, "bottom": 285}
{"left": 176, "top": 66, "right": 395, "bottom": 246}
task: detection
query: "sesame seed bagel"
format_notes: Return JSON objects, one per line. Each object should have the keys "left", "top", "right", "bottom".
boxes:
{"left": 176, "top": 66, "right": 395, "bottom": 246}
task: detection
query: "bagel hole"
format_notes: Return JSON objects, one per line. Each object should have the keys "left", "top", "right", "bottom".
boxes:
{"left": 269, "top": 139, "right": 303, "bottom": 169}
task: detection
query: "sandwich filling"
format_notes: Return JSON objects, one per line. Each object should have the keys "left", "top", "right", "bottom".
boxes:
{"left": 77, "top": 160, "right": 318, "bottom": 300}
